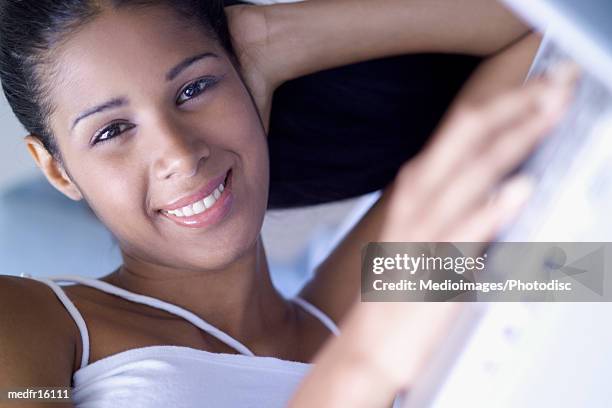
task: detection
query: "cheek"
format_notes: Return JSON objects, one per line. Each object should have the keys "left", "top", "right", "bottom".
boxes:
{"left": 212, "top": 74, "right": 270, "bottom": 202}
{"left": 53, "top": 71, "right": 270, "bottom": 268}
{"left": 77, "top": 164, "right": 149, "bottom": 239}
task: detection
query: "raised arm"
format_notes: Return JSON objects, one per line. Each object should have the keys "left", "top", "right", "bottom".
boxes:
{"left": 299, "top": 52, "right": 574, "bottom": 324}
{"left": 256, "top": 0, "right": 528, "bottom": 85}
{"left": 289, "top": 63, "right": 578, "bottom": 408}
{"left": 226, "top": 0, "right": 530, "bottom": 127}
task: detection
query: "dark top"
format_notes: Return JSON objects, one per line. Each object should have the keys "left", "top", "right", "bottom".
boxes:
{"left": 267, "top": 54, "right": 480, "bottom": 208}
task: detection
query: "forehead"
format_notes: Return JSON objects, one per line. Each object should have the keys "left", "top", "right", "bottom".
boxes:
{"left": 48, "top": 5, "right": 223, "bottom": 131}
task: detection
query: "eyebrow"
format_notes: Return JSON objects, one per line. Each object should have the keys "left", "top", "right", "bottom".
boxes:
{"left": 165, "top": 52, "right": 219, "bottom": 82}
{"left": 71, "top": 97, "right": 128, "bottom": 131}
{"left": 70, "top": 52, "right": 218, "bottom": 131}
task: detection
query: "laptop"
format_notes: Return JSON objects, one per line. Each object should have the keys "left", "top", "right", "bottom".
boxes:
{"left": 401, "top": 1, "right": 612, "bottom": 407}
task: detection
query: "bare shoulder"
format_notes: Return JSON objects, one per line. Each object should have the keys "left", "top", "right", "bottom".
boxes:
{"left": 0, "top": 275, "right": 77, "bottom": 390}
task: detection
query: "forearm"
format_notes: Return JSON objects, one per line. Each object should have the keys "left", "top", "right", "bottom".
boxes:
{"left": 288, "top": 347, "right": 397, "bottom": 408}
{"left": 262, "top": 0, "right": 529, "bottom": 86}
{"left": 288, "top": 300, "right": 400, "bottom": 408}
{"left": 289, "top": 300, "right": 463, "bottom": 408}
{"left": 303, "top": 33, "right": 544, "bottom": 324}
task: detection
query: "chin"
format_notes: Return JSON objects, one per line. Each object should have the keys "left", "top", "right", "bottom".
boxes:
{"left": 184, "top": 222, "right": 263, "bottom": 271}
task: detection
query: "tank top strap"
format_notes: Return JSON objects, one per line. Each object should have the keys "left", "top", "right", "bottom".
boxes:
{"left": 21, "top": 274, "right": 91, "bottom": 370}
{"left": 292, "top": 296, "right": 340, "bottom": 336}
{"left": 39, "top": 275, "right": 256, "bottom": 357}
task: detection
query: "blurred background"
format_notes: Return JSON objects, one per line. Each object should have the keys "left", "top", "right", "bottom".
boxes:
{"left": 0, "top": 93, "right": 35, "bottom": 189}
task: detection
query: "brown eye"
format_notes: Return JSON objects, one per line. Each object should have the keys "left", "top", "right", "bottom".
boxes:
{"left": 92, "top": 122, "right": 135, "bottom": 145}
{"left": 176, "top": 77, "right": 217, "bottom": 105}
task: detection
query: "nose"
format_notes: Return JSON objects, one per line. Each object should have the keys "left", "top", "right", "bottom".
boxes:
{"left": 150, "top": 115, "right": 210, "bottom": 181}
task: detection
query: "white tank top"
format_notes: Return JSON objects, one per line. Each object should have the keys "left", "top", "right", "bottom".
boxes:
{"left": 24, "top": 274, "right": 340, "bottom": 408}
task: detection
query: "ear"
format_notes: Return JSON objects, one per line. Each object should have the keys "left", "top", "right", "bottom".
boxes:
{"left": 24, "top": 135, "right": 83, "bottom": 201}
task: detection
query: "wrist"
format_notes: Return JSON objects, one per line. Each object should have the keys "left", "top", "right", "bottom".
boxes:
{"left": 291, "top": 339, "right": 402, "bottom": 408}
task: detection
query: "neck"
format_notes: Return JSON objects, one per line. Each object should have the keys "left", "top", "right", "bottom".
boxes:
{"left": 104, "top": 235, "right": 293, "bottom": 351}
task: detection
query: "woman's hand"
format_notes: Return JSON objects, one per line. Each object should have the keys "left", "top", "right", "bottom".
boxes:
{"left": 303, "top": 64, "right": 578, "bottom": 324}
{"left": 380, "top": 64, "right": 578, "bottom": 242}
{"left": 225, "top": 4, "right": 275, "bottom": 129}
{"left": 292, "top": 65, "right": 578, "bottom": 408}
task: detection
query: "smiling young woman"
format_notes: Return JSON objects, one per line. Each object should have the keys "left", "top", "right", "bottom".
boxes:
{"left": 0, "top": 1, "right": 575, "bottom": 407}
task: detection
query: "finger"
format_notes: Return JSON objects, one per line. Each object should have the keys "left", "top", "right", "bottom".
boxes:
{"left": 434, "top": 62, "right": 580, "bottom": 159}
{"left": 441, "top": 174, "right": 534, "bottom": 242}
{"left": 413, "top": 73, "right": 574, "bottom": 238}
{"left": 407, "top": 64, "right": 577, "bottom": 202}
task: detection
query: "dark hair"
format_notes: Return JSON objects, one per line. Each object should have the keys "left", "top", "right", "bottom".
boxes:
{"left": 0, "top": 0, "right": 234, "bottom": 160}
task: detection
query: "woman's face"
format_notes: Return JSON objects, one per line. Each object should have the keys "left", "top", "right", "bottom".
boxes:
{"left": 46, "top": 6, "right": 269, "bottom": 271}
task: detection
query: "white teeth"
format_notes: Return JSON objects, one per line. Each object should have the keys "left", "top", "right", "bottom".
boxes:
{"left": 182, "top": 205, "right": 194, "bottom": 217}
{"left": 203, "top": 194, "right": 216, "bottom": 209}
{"left": 168, "top": 208, "right": 186, "bottom": 217}
{"left": 164, "top": 180, "right": 226, "bottom": 218}
{"left": 192, "top": 200, "right": 206, "bottom": 215}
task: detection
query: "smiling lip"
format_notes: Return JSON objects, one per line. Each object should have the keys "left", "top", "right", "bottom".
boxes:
{"left": 160, "top": 170, "right": 229, "bottom": 212}
{"left": 158, "top": 169, "right": 234, "bottom": 229}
